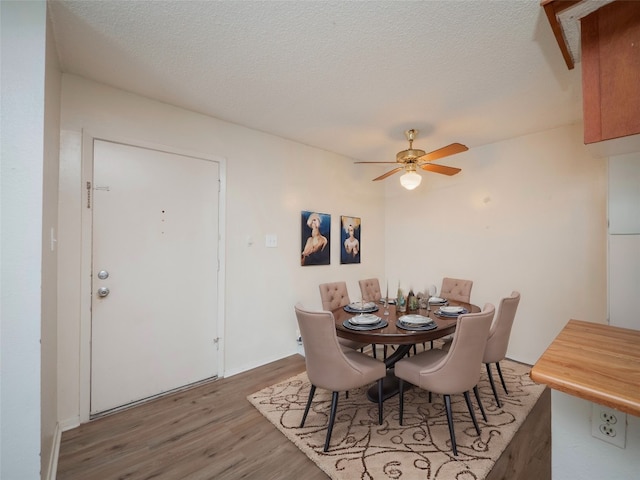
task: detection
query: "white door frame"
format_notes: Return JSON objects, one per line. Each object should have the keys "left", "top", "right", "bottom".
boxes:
{"left": 78, "top": 130, "right": 226, "bottom": 423}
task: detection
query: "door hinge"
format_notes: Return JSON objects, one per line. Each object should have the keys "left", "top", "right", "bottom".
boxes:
{"left": 213, "top": 337, "right": 220, "bottom": 350}
{"left": 86, "top": 181, "right": 92, "bottom": 208}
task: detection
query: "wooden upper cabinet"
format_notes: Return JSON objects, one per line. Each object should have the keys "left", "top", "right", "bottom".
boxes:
{"left": 581, "top": 1, "right": 640, "bottom": 144}
{"left": 543, "top": 1, "right": 640, "bottom": 145}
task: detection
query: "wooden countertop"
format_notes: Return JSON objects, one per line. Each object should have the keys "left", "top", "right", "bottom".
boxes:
{"left": 530, "top": 319, "right": 640, "bottom": 417}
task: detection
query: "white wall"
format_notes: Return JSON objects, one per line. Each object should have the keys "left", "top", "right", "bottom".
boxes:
{"left": 41, "top": 8, "right": 62, "bottom": 479}
{"left": 53, "top": 65, "right": 636, "bottom": 480}
{"left": 57, "top": 75, "right": 386, "bottom": 426}
{"left": 385, "top": 124, "right": 608, "bottom": 365}
{"left": 384, "top": 125, "right": 640, "bottom": 479}
{"left": 0, "top": 1, "right": 46, "bottom": 478}
{"left": 552, "top": 390, "right": 640, "bottom": 480}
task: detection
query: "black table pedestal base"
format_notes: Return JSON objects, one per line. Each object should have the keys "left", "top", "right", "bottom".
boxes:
{"left": 367, "top": 370, "right": 407, "bottom": 402}
{"left": 366, "top": 342, "right": 415, "bottom": 403}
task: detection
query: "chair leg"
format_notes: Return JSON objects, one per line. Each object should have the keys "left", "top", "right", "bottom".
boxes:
{"left": 496, "top": 362, "right": 509, "bottom": 395}
{"left": 485, "top": 363, "right": 501, "bottom": 408}
{"left": 413, "top": 344, "right": 417, "bottom": 355}
{"left": 399, "top": 379, "right": 405, "bottom": 425}
{"left": 300, "top": 384, "right": 316, "bottom": 427}
{"left": 324, "top": 391, "right": 340, "bottom": 452}
{"left": 383, "top": 345, "right": 388, "bottom": 360}
{"left": 428, "top": 391, "right": 432, "bottom": 403}
{"left": 372, "top": 345, "right": 377, "bottom": 359}
{"left": 473, "top": 385, "right": 487, "bottom": 422}
{"left": 464, "top": 391, "right": 481, "bottom": 436}
{"left": 444, "top": 394, "right": 458, "bottom": 456}
{"left": 377, "top": 378, "right": 383, "bottom": 424}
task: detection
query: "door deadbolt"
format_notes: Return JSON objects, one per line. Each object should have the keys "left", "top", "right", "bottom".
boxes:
{"left": 97, "top": 287, "right": 110, "bottom": 297}
{"left": 98, "top": 270, "right": 109, "bottom": 280}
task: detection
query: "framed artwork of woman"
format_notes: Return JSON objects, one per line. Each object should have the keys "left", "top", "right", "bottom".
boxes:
{"left": 341, "top": 215, "right": 361, "bottom": 264}
{"left": 301, "top": 211, "right": 331, "bottom": 266}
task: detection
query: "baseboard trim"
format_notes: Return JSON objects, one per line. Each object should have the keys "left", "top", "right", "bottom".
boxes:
{"left": 59, "top": 416, "right": 80, "bottom": 432}
{"left": 45, "top": 422, "right": 62, "bottom": 480}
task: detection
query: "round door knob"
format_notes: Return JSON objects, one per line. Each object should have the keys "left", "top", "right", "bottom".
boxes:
{"left": 97, "top": 287, "right": 110, "bottom": 297}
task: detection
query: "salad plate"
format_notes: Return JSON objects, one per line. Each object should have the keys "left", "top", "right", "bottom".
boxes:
{"left": 439, "top": 306, "right": 465, "bottom": 314}
{"left": 428, "top": 296, "right": 447, "bottom": 304}
{"left": 398, "top": 314, "right": 433, "bottom": 325}
{"left": 348, "top": 301, "right": 376, "bottom": 311}
{"left": 349, "top": 313, "right": 381, "bottom": 325}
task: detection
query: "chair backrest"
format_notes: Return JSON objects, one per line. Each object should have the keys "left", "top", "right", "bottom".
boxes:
{"left": 440, "top": 277, "right": 473, "bottom": 303}
{"left": 319, "top": 282, "right": 351, "bottom": 310}
{"left": 359, "top": 278, "right": 382, "bottom": 303}
{"left": 421, "top": 304, "right": 495, "bottom": 394}
{"left": 294, "top": 303, "right": 375, "bottom": 392}
{"left": 483, "top": 291, "right": 521, "bottom": 363}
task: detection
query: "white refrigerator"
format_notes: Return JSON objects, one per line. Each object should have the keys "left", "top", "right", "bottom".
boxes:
{"left": 608, "top": 153, "right": 640, "bottom": 330}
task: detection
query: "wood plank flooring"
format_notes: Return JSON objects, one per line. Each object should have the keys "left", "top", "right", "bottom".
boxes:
{"left": 57, "top": 353, "right": 550, "bottom": 480}
{"left": 57, "top": 354, "right": 327, "bottom": 480}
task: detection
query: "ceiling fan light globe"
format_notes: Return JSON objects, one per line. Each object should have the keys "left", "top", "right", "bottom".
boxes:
{"left": 400, "top": 171, "right": 422, "bottom": 190}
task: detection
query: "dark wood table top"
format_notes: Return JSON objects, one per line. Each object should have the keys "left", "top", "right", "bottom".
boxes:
{"left": 333, "top": 300, "right": 480, "bottom": 345}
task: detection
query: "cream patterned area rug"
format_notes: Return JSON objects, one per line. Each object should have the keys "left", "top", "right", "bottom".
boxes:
{"left": 248, "top": 359, "right": 545, "bottom": 480}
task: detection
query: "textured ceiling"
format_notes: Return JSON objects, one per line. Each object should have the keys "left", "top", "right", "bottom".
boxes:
{"left": 48, "top": 0, "right": 583, "bottom": 165}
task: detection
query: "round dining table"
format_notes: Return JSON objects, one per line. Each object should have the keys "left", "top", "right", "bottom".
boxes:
{"left": 333, "top": 300, "right": 480, "bottom": 401}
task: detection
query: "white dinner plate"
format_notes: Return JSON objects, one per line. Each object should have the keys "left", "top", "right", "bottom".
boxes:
{"left": 439, "top": 306, "right": 465, "bottom": 314}
{"left": 349, "top": 314, "right": 381, "bottom": 325}
{"left": 398, "top": 314, "right": 433, "bottom": 325}
{"left": 348, "top": 302, "right": 377, "bottom": 311}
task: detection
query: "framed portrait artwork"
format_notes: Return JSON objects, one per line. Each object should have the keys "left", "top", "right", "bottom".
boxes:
{"left": 340, "top": 215, "right": 361, "bottom": 264}
{"left": 301, "top": 211, "right": 331, "bottom": 266}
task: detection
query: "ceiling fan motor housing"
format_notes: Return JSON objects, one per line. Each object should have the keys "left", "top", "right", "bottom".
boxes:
{"left": 396, "top": 148, "right": 426, "bottom": 163}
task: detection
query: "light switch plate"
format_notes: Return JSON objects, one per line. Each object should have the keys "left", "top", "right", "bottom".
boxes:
{"left": 265, "top": 234, "right": 278, "bottom": 248}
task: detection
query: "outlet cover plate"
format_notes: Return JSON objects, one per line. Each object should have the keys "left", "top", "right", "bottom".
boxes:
{"left": 591, "top": 403, "right": 626, "bottom": 448}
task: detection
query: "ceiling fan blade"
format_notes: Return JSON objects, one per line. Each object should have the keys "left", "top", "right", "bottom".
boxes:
{"left": 420, "top": 163, "right": 461, "bottom": 176}
{"left": 417, "top": 143, "right": 468, "bottom": 162}
{"left": 373, "top": 167, "right": 404, "bottom": 181}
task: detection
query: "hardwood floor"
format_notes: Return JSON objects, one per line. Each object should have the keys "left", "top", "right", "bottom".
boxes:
{"left": 57, "top": 354, "right": 329, "bottom": 480}
{"left": 57, "top": 353, "right": 550, "bottom": 480}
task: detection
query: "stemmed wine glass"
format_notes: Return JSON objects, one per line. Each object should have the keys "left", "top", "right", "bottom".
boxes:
{"left": 383, "top": 282, "right": 390, "bottom": 316}
{"left": 427, "top": 284, "right": 437, "bottom": 312}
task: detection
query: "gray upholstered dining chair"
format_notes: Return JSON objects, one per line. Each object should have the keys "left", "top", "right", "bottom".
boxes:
{"left": 294, "top": 303, "right": 386, "bottom": 452}
{"left": 359, "top": 278, "right": 382, "bottom": 303}
{"left": 483, "top": 291, "right": 521, "bottom": 407}
{"left": 395, "top": 303, "right": 495, "bottom": 456}
{"left": 319, "top": 281, "right": 370, "bottom": 353}
{"left": 440, "top": 277, "right": 473, "bottom": 303}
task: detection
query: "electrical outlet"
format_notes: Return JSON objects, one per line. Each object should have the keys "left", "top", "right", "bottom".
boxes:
{"left": 591, "top": 403, "right": 626, "bottom": 448}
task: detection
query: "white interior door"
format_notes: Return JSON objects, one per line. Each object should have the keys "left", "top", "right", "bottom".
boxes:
{"left": 91, "top": 139, "right": 220, "bottom": 415}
